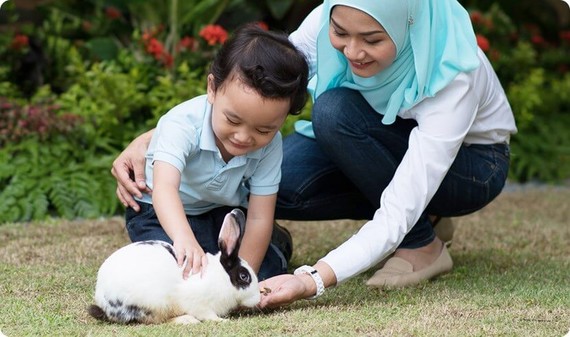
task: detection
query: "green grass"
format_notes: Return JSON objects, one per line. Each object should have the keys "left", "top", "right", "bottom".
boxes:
{"left": 1, "top": 187, "right": 569, "bottom": 336}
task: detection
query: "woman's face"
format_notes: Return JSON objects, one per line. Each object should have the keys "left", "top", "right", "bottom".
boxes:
{"left": 329, "top": 5, "right": 397, "bottom": 78}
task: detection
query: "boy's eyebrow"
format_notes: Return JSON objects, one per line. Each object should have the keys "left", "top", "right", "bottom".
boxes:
{"left": 224, "top": 111, "right": 280, "bottom": 130}
{"left": 330, "top": 17, "right": 386, "bottom": 36}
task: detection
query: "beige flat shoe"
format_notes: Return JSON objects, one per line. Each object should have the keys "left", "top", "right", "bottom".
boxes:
{"left": 433, "top": 217, "right": 454, "bottom": 247}
{"left": 374, "top": 218, "right": 454, "bottom": 270}
{"left": 366, "top": 245, "right": 453, "bottom": 289}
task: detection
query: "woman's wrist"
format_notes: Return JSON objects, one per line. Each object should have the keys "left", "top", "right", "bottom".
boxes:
{"left": 294, "top": 261, "right": 336, "bottom": 299}
{"left": 299, "top": 273, "right": 318, "bottom": 298}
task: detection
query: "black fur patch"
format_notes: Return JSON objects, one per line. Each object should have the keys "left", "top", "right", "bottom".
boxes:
{"left": 88, "top": 302, "right": 151, "bottom": 324}
{"left": 135, "top": 240, "right": 177, "bottom": 262}
{"left": 219, "top": 243, "right": 251, "bottom": 290}
{"left": 92, "top": 297, "right": 152, "bottom": 324}
{"left": 88, "top": 304, "right": 109, "bottom": 321}
{"left": 108, "top": 299, "right": 123, "bottom": 308}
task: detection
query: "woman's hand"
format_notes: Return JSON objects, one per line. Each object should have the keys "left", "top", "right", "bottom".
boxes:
{"left": 111, "top": 130, "right": 154, "bottom": 211}
{"left": 258, "top": 262, "right": 336, "bottom": 308}
{"left": 257, "top": 274, "right": 314, "bottom": 308}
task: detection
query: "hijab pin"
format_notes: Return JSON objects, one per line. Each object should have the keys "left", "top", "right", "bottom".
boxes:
{"left": 408, "top": 16, "right": 414, "bottom": 26}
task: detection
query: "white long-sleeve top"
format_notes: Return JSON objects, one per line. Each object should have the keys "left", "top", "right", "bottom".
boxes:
{"left": 289, "top": 5, "right": 518, "bottom": 283}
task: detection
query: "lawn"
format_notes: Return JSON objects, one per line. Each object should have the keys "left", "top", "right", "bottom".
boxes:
{"left": 1, "top": 186, "right": 569, "bottom": 336}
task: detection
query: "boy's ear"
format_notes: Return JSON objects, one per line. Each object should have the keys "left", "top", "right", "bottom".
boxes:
{"left": 206, "top": 74, "right": 215, "bottom": 104}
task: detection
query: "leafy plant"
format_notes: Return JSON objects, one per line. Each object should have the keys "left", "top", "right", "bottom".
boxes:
{"left": 55, "top": 47, "right": 153, "bottom": 149}
{"left": 469, "top": 4, "right": 570, "bottom": 183}
{"left": 0, "top": 100, "right": 119, "bottom": 223}
{"left": 145, "top": 62, "right": 207, "bottom": 128}
{"left": 507, "top": 71, "right": 570, "bottom": 182}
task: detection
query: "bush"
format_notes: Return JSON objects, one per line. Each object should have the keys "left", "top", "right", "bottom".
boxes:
{"left": 468, "top": 4, "right": 570, "bottom": 182}
{"left": 0, "top": 0, "right": 568, "bottom": 223}
{"left": 0, "top": 99, "right": 118, "bottom": 223}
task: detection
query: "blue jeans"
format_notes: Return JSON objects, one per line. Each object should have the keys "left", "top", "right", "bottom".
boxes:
{"left": 276, "top": 87, "right": 510, "bottom": 249}
{"left": 125, "top": 203, "right": 287, "bottom": 280}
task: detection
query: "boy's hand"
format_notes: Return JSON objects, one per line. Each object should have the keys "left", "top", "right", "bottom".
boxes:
{"left": 173, "top": 238, "right": 208, "bottom": 279}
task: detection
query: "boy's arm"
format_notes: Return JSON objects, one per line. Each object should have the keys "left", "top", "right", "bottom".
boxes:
{"left": 152, "top": 161, "right": 206, "bottom": 278}
{"left": 239, "top": 193, "right": 277, "bottom": 274}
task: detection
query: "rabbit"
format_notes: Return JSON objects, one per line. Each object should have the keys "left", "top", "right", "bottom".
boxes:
{"left": 87, "top": 208, "right": 261, "bottom": 324}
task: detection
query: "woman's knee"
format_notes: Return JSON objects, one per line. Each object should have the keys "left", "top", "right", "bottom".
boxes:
{"left": 312, "top": 88, "right": 362, "bottom": 132}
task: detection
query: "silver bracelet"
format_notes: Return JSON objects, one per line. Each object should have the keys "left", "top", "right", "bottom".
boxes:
{"left": 294, "top": 265, "right": 325, "bottom": 299}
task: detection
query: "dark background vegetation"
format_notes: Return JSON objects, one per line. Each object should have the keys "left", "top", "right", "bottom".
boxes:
{"left": 0, "top": 0, "right": 569, "bottom": 223}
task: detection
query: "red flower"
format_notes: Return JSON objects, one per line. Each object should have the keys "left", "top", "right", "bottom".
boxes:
{"left": 140, "top": 35, "right": 174, "bottom": 68}
{"left": 476, "top": 34, "right": 490, "bottom": 52}
{"left": 531, "top": 34, "right": 545, "bottom": 46}
{"left": 256, "top": 21, "right": 269, "bottom": 31}
{"left": 177, "top": 36, "right": 197, "bottom": 52}
{"left": 160, "top": 53, "right": 174, "bottom": 68}
{"left": 142, "top": 32, "right": 153, "bottom": 43}
{"left": 199, "top": 24, "right": 228, "bottom": 46}
{"left": 10, "top": 34, "right": 29, "bottom": 51}
{"left": 146, "top": 38, "right": 165, "bottom": 56}
{"left": 470, "top": 11, "right": 483, "bottom": 25}
{"left": 105, "top": 6, "right": 122, "bottom": 20}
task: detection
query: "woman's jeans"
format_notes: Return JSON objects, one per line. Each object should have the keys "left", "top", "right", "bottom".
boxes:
{"left": 276, "top": 87, "right": 510, "bottom": 249}
{"left": 125, "top": 204, "right": 287, "bottom": 280}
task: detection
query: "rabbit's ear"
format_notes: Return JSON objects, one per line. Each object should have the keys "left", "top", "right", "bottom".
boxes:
{"left": 218, "top": 209, "right": 245, "bottom": 257}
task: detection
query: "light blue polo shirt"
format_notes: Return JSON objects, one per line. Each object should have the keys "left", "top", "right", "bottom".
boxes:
{"left": 136, "top": 95, "right": 282, "bottom": 215}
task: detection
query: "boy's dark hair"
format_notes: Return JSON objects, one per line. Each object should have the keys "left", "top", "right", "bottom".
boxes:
{"left": 210, "top": 24, "right": 309, "bottom": 116}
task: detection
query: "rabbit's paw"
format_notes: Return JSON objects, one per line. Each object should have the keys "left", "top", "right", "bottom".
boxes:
{"left": 170, "top": 315, "right": 201, "bottom": 325}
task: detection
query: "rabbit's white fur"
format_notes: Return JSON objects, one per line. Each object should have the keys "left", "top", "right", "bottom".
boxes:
{"left": 92, "top": 240, "right": 260, "bottom": 324}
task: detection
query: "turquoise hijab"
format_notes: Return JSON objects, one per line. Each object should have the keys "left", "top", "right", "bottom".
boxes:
{"left": 300, "top": 0, "right": 479, "bottom": 132}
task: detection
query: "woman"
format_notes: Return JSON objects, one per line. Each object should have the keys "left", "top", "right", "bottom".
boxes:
{"left": 259, "top": 0, "right": 516, "bottom": 306}
{"left": 112, "top": 0, "right": 517, "bottom": 307}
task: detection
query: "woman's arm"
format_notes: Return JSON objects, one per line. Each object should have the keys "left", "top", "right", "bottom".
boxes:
{"left": 111, "top": 129, "right": 155, "bottom": 211}
{"left": 239, "top": 194, "right": 277, "bottom": 274}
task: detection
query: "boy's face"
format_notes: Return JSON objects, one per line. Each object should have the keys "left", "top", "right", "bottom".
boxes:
{"left": 207, "top": 74, "right": 290, "bottom": 162}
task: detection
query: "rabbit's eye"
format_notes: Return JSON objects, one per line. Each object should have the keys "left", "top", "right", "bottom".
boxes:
{"left": 230, "top": 266, "right": 253, "bottom": 288}
{"left": 239, "top": 270, "right": 251, "bottom": 283}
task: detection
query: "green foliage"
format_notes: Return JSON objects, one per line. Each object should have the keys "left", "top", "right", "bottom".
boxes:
{"left": 0, "top": 136, "right": 119, "bottom": 224}
{"left": 469, "top": 4, "right": 570, "bottom": 183}
{"left": 0, "top": 0, "right": 569, "bottom": 223}
{"left": 264, "top": 0, "right": 296, "bottom": 20}
{"left": 56, "top": 59, "right": 150, "bottom": 148}
{"left": 280, "top": 99, "right": 312, "bottom": 137}
{"left": 506, "top": 67, "right": 544, "bottom": 128}
{"left": 145, "top": 62, "right": 207, "bottom": 127}
{"left": 0, "top": 99, "right": 120, "bottom": 224}
{"left": 120, "top": 0, "right": 231, "bottom": 38}
{"left": 508, "top": 72, "right": 570, "bottom": 182}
